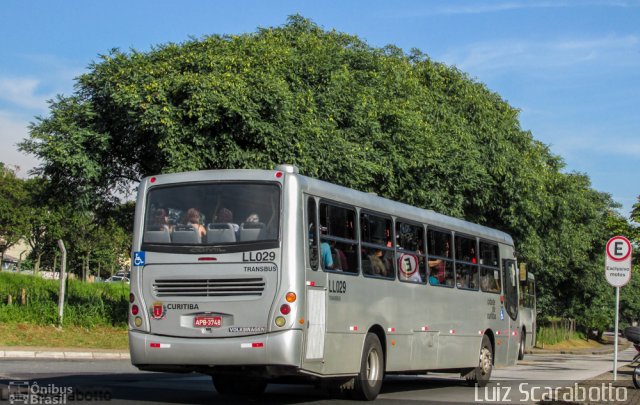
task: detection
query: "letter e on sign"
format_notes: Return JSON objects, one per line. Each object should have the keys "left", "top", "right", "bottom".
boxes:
{"left": 605, "top": 236, "right": 632, "bottom": 287}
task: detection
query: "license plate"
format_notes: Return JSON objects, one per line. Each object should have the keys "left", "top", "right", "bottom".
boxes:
{"left": 194, "top": 316, "right": 222, "bottom": 328}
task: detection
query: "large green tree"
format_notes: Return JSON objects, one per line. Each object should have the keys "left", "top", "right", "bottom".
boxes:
{"left": 0, "top": 163, "right": 30, "bottom": 264}
{"left": 20, "top": 16, "right": 629, "bottom": 323}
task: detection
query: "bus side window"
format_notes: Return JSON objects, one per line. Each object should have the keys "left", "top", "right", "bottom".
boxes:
{"left": 396, "top": 220, "right": 426, "bottom": 284}
{"left": 360, "top": 212, "right": 395, "bottom": 279}
{"left": 427, "top": 228, "right": 454, "bottom": 287}
{"left": 307, "top": 197, "right": 318, "bottom": 270}
{"left": 454, "top": 235, "right": 478, "bottom": 290}
{"left": 319, "top": 202, "right": 358, "bottom": 274}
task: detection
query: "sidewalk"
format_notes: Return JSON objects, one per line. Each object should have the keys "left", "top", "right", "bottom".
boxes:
{"left": 542, "top": 358, "right": 640, "bottom": 404}
{"left": 527, "top": 337, "right": 631, "bottom": 356}
{"left": 0, "top": 346, "right": 129, "bottom": 360}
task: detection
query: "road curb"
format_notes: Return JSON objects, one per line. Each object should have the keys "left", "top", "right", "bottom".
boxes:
{"left": 0, "top": 349, "right": 130, "bottom": 361}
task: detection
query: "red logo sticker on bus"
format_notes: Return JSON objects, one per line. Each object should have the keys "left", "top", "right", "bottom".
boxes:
{"left": 151, "top": 301, "right": 166, "bottom": 320}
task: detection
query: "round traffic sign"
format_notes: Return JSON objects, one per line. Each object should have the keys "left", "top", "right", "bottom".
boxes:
{"left": 605, "top": 235, "right": 632, "bottom": 288}
{"left": 606, "top": 236, "right": 632, "bottom": 262}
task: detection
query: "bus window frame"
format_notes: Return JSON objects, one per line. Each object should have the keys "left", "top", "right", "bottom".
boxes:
{"left": 395, "top": 218, "right": 427, "bottom": 285}
{"left": 305, "top": 195, "right": 319, "bottom": 271}
{"left": 426, "top": 227, "right": 455, "bottom": 288}
{"left": 141, "top": 181, "right": 282, "bottom": 254}
{"left": 502, "top": 259, "right": 519, "bottom": 321}
{"left": 360, "top": 209, "right": 396, "bottom": 281}
{"left": 453, "top": 233, "right": 480, "bottom": 292}
{"left": 478, "top": 239, "right": 501, "bottom": 295}
{"left": 318, "top": 199, "right": 359, "bottom": 276}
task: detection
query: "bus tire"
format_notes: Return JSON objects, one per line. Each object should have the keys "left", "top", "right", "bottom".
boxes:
{"left": 518, "top": 330, "right": 526, "bottom": 360}
{"left": 211, "top": 374, "right": 267, "bottom": 397}
{"left": 465, "top": 334, "right": 493, "bottom": 387}
{"left": 352, "top": 332, "right": 384, "bottom": 401}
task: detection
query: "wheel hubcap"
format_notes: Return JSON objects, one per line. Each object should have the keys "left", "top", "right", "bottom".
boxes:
{"left": 479, "top": 346, "right": 492, "bottom": 376}
{"left": 366, "top": 348, "right": 380, "bottom": 385}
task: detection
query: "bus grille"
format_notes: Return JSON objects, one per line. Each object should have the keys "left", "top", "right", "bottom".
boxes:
{"left": 153, "top": 278, "right": 265, "bottom": 297}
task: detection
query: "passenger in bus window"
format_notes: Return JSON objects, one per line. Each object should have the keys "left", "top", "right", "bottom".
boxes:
{"left": 428, "top": 258, "right": 445, "bottom": 284}
{"left": 185, "top": 208, "right": 206, "bottom": 238}
{"left": 245, "top": 213, "right": 260, "bottom": 223}
{"left": 216, "top": 207, "right": 239, "bottom": 232}
{"left": 370, "top": 248, "right": 387, "bottom": 276}
{"left": 152, "top": 208, "right": 173, "bottom": 232}
{"left": 334, "top": 243, "right": 348, "bottom": 271}
{"left": 428, "top": 268, "right": 439, "bottom": 285}
{"left": 320, "top": 226, "right": 335, "bottom": 270}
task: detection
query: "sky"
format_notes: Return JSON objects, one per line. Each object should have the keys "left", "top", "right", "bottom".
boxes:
{"left": 1, "top": 0, "right": 639, "bottom": 217}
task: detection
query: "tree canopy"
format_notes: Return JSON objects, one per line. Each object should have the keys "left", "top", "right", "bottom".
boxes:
{"left": 20, "top": 16, "right": 638, "bottom": 326}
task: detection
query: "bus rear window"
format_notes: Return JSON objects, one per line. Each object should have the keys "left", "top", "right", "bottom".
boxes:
{"left": 143, "top": 182, "right": 280, "bottom": 249}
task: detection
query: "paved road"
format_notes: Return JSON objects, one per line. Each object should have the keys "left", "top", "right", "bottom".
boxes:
{"left": 0, "top": 348, "right": 636, "bottom": 404}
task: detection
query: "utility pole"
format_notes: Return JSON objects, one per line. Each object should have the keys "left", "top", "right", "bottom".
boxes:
{"left": 57, "top": 240, "right": 67, "bottom": 328}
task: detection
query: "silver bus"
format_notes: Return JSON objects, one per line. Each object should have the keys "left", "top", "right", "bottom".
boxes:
{"left": 518, "top": 270, "right": 537, "bottom": 359}
{"left": 128, "top": 164, "right": 523, "bottom": 400}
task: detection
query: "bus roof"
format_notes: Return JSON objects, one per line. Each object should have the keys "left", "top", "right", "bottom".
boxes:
{"left": 296, "top": 173, "right": 513, "bottom": 246}
{"left": 141, "top": 165, "right": 514, "bottom": 246}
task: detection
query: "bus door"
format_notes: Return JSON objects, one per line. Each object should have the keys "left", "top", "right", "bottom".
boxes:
{"left": 302, "top": 196, "right": 327, "bottom": 374}
{"left": 501, "top": 259, "right": 520, "bottom": 366}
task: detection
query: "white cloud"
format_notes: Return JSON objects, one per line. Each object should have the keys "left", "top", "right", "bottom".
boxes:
{"left": 439, "top": 35, "right": 640, "bottom": 74}
{"left": 408, "top": 0, "right": 635, "bottom": 16}
{"left": 0, "top": 77, "right": 52, "bottom": 112}
{"left": 0, "top": 110, "right": 39, "bottom": 175}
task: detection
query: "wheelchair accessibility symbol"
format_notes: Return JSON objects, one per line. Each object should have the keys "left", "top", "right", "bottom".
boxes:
{"left": 133, "top": 251, "right": 145, "bottom": 266}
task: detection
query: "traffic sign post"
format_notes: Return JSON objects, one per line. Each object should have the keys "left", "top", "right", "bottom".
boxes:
{"left": 605, "top": 236, "right": 633, "bottom": 381}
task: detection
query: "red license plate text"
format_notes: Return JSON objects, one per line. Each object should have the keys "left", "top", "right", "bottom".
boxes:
{"left": 194, "top": 316, "right": 222, "bottom": 328}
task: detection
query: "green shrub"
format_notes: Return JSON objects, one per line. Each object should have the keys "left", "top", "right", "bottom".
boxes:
{"left": 0, "top": 272, "right": 128, "bottom": 327}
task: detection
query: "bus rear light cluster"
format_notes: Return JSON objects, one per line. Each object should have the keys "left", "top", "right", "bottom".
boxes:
{"left": 130, "top": 293, "right": 142, "bottom": 327}
{"left": 274, "top": 291, "right": 296, "bottom": 327}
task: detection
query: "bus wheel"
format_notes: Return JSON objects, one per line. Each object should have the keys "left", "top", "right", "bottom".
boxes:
{"left": 518, "top": 331, "right": 526, "bottom": 360}
{"left": 465, "top": 334, "right": 493, "bottom": 387}
{"left": 211, "top": 374, "right": 267, "bottom": 397}
{"left": 352, "top": 333, "right": 384, "bottom": 401}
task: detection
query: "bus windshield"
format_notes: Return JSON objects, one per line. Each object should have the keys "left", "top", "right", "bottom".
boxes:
{"left": 142, "top": 182, "right": 280, "bottom": 251}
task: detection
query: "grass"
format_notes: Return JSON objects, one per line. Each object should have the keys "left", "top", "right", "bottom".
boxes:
{"left": 0, "top": 323, "right": 129, "bottom": 350}
{"left": 541, "top": 337, "right": 604, "bottom": 350}
{"left": 0, "top": 272, "right": 129, "bottom": 327}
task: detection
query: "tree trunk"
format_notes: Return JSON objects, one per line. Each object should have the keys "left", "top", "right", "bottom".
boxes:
{"left": 34, "top": 251, "right": 43, "bottom": 275}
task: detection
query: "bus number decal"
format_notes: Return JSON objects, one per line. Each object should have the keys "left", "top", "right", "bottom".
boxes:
{"left": 329, "top": 280, "right": 347, "bottom": 294}
{"left": 243, "top": 251, "right": 276, "bottom": 262}
{"left": 486, "top": 298, "right": 497, "bottom": 320}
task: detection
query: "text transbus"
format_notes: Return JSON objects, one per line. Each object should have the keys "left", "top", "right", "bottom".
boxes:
{"left": 129, "top": 164, "right": 523, "bottom": 400}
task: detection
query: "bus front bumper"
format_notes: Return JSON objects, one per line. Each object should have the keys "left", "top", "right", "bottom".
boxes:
{"left": 129, "top": 329, "right": 303, "bottom": 368}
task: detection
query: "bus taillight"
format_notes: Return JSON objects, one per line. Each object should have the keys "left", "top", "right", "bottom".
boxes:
{"left": 129, "top": 293, "right": 135, "bottom": 304}
{"left": 285, "top": 292, "right": 296, "bottom": 303}
{"left": 131, "top": 305, "right": 139, "bottom": 315}
{"left": 280, "top": 304, "right": 291, "bottom": 315}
